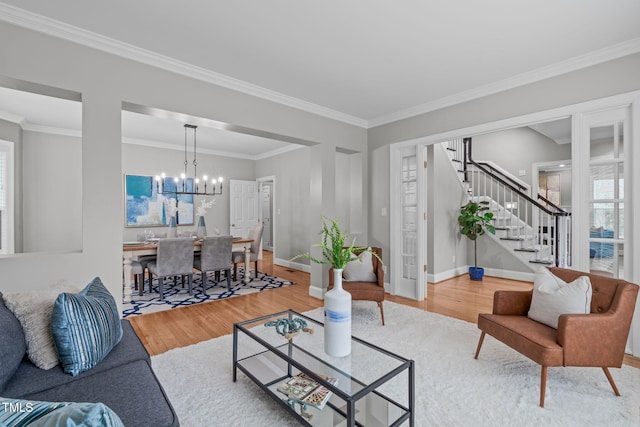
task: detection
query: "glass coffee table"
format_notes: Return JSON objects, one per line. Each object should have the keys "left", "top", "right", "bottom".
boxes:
{"left": 233, "top": 310, "right": 414, "bottom": 426}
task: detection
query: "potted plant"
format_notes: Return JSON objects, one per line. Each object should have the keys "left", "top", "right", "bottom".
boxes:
{"left": 291, "top": 216, "right": 378, "bottom": 269}
{"left": 291, "top": 216, "right": 379, "bottom": 357}
{"left": 458, "top": 200, "right": 496, "bottom": 280}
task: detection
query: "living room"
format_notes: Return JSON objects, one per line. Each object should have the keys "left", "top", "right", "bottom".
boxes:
{"left": 1, "top": 2, "right": 640, "bottom": 426}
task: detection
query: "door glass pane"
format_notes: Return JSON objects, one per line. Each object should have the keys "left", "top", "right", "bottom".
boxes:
{"left": 589, "top": 123, "right": 623, "bottom": 160}
{"left": 402, "top": 181, "right": 416, "bottom": 205}
{"left": 590, "top": 242, "right": 623, "bottom": 279}
{"left": 401, "top": 151, "right": 417, "bottom": 281}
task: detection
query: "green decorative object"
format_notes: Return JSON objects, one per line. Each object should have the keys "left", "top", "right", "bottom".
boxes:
{"left": 458, "top": 200, "right": 496, "bottom": 280}
{"left": 264, "top": 317, "right": 314, "bottom": 340}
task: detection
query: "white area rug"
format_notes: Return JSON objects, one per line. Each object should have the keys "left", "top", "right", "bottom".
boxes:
{"left": 151, "top": 301, "right": 640, "bottom": 426}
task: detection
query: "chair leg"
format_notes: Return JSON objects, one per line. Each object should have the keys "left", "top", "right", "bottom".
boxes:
{"left": 474, "top": 332, "right": 486, "bottom": 359}
{"left": 226, "top": 269, "right": 231, "bottom": 289}
{"left": 540, "top": 366, "right": 548, "bottom": 408}
{"left": 377, "top": 301, "right": 385, "bottom": 325}
{"left": 201, "top": 271, "right": 208, "bottom": 294}
{"left": 254, "top": 261, "right": 259, "bottom": 278}
{"left": 602, "top": 367, "right": 621, "bottom": 396}
{"left": 137, "top": 275, "right": 144, "bottom": 296}
{"left": 187, "top": 274, "right": 193, "bottom": 295}
{"left": 233, "top": 263, "right": 238, "bottom": 281}
{"left": 158, "top": 277, "right": 164, "bottom": 301}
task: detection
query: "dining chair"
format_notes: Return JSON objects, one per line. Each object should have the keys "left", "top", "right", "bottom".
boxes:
{"left": 131, "top": 232, "right": 169, "bottom": 295}
{"left": 146, "top": 237, "right": 195, "bottom": 300}
{"left": 232, "top": 224, "right": 264, "bottom": 281}
{"left": 194, "top": 235, "right": 233, "bottom": 292}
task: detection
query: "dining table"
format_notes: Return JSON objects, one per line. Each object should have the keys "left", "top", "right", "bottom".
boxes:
{"left": 122, "top": 237, "right": 254, "bottom": 303}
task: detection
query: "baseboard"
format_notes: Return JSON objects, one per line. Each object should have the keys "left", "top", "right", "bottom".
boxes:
{"left": 482, "top": 267, "right": 535, "bottom": 282}
{"left": 275, "top": 258, "right": 310, "bottom": 273}
{"left": 428, "top": 266, "right": 535, "bottom": 283}
{"left": 308, "top": 285, "right": 324, "bottom": 299}
{"left": 427, "top": 266, "right": 469, "bottom": 283}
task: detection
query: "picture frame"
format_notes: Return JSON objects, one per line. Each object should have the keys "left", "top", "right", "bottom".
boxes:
{"left": 124, "top": 174, "right": 194, "bottom": 227}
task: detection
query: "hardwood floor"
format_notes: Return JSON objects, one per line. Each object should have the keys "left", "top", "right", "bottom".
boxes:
{"left": 128, "top": 250, "right": 639, "bottom": 368}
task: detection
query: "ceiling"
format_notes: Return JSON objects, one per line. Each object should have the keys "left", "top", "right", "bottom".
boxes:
{"left": 1, "top": 1, "right": 640, "bottom": 155}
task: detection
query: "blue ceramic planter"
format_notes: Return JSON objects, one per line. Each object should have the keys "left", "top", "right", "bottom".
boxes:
{"left": 469, "top": 266, "right": 484, "bottom": 281}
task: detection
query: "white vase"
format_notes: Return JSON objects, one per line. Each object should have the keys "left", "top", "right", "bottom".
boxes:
{"left": 168, "top": 216, "right": 177, "bottom": 238}
{"left": 196, "top": 216, "right": 207, "bottom": 238}
{"left": 324, "top": 268, "right": 352, "bottom": 357}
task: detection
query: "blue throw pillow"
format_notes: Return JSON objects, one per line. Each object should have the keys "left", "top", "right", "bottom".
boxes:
{"left": 51, "top": 277, "right": 123, "bottom": 376}
{"left": 0, "top": 398, "right": 124, "bottom": 427}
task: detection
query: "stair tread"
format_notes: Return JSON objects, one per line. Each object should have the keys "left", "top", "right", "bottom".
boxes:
{"left": 530, "top": 259, "right": 554, "bottom": 265}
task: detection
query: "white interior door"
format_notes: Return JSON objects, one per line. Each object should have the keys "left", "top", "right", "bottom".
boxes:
{"left": 229, "top": 179, "right": 259, "bottom": 238}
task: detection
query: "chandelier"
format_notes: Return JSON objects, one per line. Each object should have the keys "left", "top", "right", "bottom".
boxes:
{"left": 155, "top": 124, "right": 223, "bottom": 196}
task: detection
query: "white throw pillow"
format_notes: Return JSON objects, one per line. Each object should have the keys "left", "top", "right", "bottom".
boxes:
{"left": 3, "top": 280, "right": 80, "bottom": 370}
{"left": 342, "top": 249, "right": 377, "bottom": 282}
{"left": 527, "top": 268, "right": 592, "bottom": 329}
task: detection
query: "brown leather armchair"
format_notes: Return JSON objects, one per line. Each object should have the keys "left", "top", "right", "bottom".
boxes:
{"left": 328, "top": 247, "right": 385, "bottom": 325}
{"left": 474, "top": 267, "right": 639, "bottom": 407}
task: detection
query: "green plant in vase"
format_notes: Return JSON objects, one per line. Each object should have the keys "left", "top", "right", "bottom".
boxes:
{"left": 291, "top": 216, "right": 380, "bottom": 268}
{"left": 458, "top": 200, "right": 496, "bottom": 280}
{"left": 291, "top": 216, "right": 380, "bottom": 357}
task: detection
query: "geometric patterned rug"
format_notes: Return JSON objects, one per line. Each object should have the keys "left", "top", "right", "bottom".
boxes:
{"left": 122, "top": 266, "right": 294, "bottom": 317}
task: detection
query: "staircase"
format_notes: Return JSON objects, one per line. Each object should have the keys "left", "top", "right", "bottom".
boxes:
{"left": 445, "top": 137, "right": 571, "bottom": 268}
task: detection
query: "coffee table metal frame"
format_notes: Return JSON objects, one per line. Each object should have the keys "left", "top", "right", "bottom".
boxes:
{"left": 233, "top": 309, "right": 415, "bottom": 426}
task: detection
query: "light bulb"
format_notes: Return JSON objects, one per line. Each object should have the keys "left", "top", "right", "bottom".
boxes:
{"left": 212, "top": 178, "right": 217, "bottom": 184}
{"left": 218, "top": 177, "right": 223, "bottom": 182}
{"left": 203, "top": 175, "right": 208, "bottom": 181}
{"left": 180, "top": 173, "right": 186, "bottom": 180}
{"left": 161, "top": 173, "right": 166, "bottom": 179}
{"left": 173, "top": 177, "right": 179, "bottom": 183}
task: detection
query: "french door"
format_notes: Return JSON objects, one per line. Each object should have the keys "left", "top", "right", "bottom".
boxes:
{"left": 390, "top": 145, "right": 427, "bottom": 300}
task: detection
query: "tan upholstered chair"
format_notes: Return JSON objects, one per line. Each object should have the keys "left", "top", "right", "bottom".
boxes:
{"left": 474, "top": 267, "right": 639, "bottom": 407}
{"left": 328, "top": 247, "right": 385, "bottom": 325}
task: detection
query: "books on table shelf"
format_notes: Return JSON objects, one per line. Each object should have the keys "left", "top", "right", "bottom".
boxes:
{"left": 277, "top": 372, "right": 338, "bottom": 410}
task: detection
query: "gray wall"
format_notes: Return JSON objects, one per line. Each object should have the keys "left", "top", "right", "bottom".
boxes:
{"left": 472, "top": 127, "right": 571, "bottom": 188}
{"left": 0, "top": 119, "right": 22, "bottom": 252}
{"left": 368, "top": 52, "right": 640, "bottom": 279}
{"left": 0, "top": 21, "right": 366, "bottom": 307}
{"left": 428, "top": 144, "right": 469, "bottom": 277}
{"left": 256, "top": 146, "right": 311, "bottom": 263}
{"left": 22, "top": 131, "right": 82, "bottom": 252}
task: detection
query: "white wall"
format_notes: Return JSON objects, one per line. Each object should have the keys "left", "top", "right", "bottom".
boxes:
{"left": 0, "top": 21, "right": 367, "bottom": 310}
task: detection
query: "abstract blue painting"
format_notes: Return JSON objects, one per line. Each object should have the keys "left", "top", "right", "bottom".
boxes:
{"left": 125, "top": 174, "right": 194, "bottom": 227}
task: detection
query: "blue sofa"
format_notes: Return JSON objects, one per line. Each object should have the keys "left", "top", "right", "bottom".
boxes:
{"left": 0, "top": 292, "right": 179, "bottom": 426}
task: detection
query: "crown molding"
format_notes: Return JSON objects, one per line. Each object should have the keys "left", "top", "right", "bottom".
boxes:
{"left": 0, "top": 3, "right": 368, "bottom": 129}
{"left": 22, "top": 122, "right": 81, "bottom": 138}
{"left": 122, "top": 136, "right": 301, "bottom": 161}
{"left": 368, "top": 37, "right": 640, "bottom": 128}
{"left": 0, "top": 110, "right": 25, "bottom": 126}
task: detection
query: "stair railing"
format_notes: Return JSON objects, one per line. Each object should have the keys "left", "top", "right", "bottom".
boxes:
{"left": 462, "top": 138, "right": 571, "bottom": 267}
